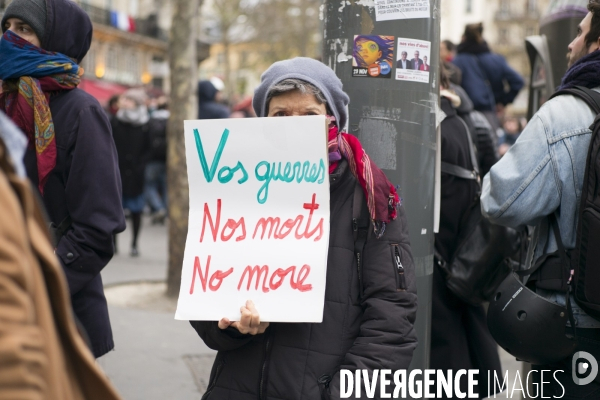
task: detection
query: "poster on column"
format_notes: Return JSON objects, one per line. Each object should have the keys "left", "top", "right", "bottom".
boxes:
{"left": 395, "top": 38, "right": 431, "bottom": 83}
{"left": 374, "top": 0, "right": 430, "bottom": 22}
{"left": 175, "top": 116, "right": 331, "bottom": 322}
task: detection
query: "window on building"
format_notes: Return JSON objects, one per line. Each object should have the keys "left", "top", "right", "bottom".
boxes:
{"left": 239, "top": 51, "right": 248, "bottom": 66}
{"left": 130, "top": 0, "right": 139, "bottom": 17}
{"left": 81, "top": 46, "right": 96, "bottom": 77}
{"left": 129, "top": 51, "right": 140, "bottom": 78}
{"left": 499, "top": 28, "right": 509, "bottom": 44}
{"left": 465, "top": 0, "right": 472, "bottom": 13}
{"left": 107, "top": 46, "right": 118, "bottom": 71}
{"left": 526, "top": 26, "right": 535, "bottom": 37}
{"left": 217, "top": 52, "right": 226, "bottom": 66}
{"left": 237, "top": 77, "right": 247, "bottom": 95}
{"left": 528, "top": 0, "right": 537, "bottom": 13}
{"left": 500, "top": 0, "right": 509, "bottom": 12}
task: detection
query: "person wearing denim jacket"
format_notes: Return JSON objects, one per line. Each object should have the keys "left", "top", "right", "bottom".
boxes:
{"left": 481, "top": 5, "right": 600, "bottom": 397}
{"left": 481, "top": 89, "right": 600, "bottom": 329}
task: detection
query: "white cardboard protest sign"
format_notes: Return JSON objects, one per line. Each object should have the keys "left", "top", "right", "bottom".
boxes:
{"left": 175, "top": 116, "right": 330, "bottom": 323}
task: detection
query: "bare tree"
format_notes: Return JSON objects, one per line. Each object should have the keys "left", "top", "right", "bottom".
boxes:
{"left": 213, "top": 0, "right": 244, "bottom": 99}
{"left": 245, "top": 0, "right": 322, "bottom": 64}
{"left": 166, "top": 0, "right": 200, "bottom": 297}
{"left": 203, "top": 0, "right": 249, "bottom": 100}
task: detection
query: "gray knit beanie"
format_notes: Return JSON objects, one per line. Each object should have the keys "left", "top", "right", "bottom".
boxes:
{"left": 1, "top": 0, "right": 47, "bottom": 44}
{"left": 253, "top": 57, "right": 350, "bottom": 131}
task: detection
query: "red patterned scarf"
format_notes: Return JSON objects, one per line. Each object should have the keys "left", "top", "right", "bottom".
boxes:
{"left": 0, "top": 72, "right": 82, "bottom": 193}
{"left": 328, "top": 118, "right": 400, "bottom": 238}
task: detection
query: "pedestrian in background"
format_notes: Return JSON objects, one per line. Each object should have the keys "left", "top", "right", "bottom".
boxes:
{"left": 106, "top": 93, "right": 120, "bottom": 116}
{"left": 452, "top": 82, "right": 498, "bottom": 177}
{"left": 0, "top": 112, "right": 123, "bottom": 400}
{"left": 111, "top": 88, "right": 151, "bottom": 257}
{"left": 431, "top": 67, "right": 502, "bottom": 399}
{"left": 453, "top": 23, "right": 524, "bottom": 133}
{"left": 0, "top": 0, "right": 125, "bottom": 358}
{"left": 497, "top": 116, "right": 522, "bottom": 157}
{"left": 198, "top": 77, "right": 230, "bottom": 119}
{"left": 441, "top": 39, "right": 462, "bottom": 85}
{"left": 482, "top": 3, "right": 600, "bottom": 395}
{"left": 145, "top": 95, "right": 169, "bottom": 224}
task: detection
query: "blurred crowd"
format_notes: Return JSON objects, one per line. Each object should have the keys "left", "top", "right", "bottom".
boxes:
{"left": 104, "top": 77, "right": 256, "bottom": 257}
{"left": 440, "top": 24, "right": 525, "bottom": 160}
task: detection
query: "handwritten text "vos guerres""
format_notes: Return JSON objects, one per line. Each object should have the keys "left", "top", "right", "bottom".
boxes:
{"left": 194, "top": 128, "right": 326, "bottom": 204}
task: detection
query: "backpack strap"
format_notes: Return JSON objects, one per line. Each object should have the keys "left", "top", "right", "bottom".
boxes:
{"left": 548, "top": 213, "right": 578, "bottom": 336}
{"left": 353, "top": 182, "right": 370, "bottom": 300}
{"left": 550, "top": 86, "right": 600, "bottom": 115}
{"left": 440, "top": 116, "right": 481, "bottom": 187}
{"left": 441, "top": 162, "right": 478, "bottom": 180}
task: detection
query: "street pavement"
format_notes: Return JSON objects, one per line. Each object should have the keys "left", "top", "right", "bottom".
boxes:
{"left": 98, "top": 216, "right": 522, "bottom": 400}
{"left": 98, "top": 217, "right": 215, "bottom": 400}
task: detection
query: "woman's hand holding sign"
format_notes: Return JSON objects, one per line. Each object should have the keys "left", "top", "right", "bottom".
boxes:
{"left": 218, "top": 300, "right": 270, "bottom": 335}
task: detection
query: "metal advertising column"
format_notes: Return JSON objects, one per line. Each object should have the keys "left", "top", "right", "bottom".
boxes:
{"left": 323, "top": 0, "right": 440, "bottom": 378}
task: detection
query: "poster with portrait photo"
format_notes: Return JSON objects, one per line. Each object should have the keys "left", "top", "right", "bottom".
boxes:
{"left": 395, "top": 38, "right": 431, "bottom": 83}
{"left": 352, "top": 35, "right": 394, "bottom": 78}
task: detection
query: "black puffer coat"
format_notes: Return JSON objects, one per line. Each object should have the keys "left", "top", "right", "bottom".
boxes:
{"left": 191, "top": 161, "right": 418, "bottom": 400}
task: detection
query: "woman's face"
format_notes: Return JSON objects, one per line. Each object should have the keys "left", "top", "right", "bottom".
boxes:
{"left": 267, "top": 90, "right": 326, "bottom": 117}
{"left": 3, "top": 18, "right": 40, "bottom": 47}
{"left": 356, "top": 39, "right": 382, "bottom": 66}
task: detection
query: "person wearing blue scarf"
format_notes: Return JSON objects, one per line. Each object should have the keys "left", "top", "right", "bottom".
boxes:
{"left": 0, "top": 30, "right": 82, "bottom": 192}
{"left": 0, "top": 0, "right": 126, "bottom": 361}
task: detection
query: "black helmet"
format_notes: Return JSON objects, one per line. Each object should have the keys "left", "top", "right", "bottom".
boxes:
{"left": 488, "top": 273, "right": 577, "bottom": 365}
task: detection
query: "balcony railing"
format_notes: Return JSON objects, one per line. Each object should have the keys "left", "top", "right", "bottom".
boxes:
{"left": 78, "top": 2, "right": 168, "bottom": 41}
{"left": 0, "top": 3, "right": 168, "bottom": 42}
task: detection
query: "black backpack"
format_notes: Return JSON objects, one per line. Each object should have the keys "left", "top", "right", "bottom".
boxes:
{"left": 435, "top": 116, "right": 523, "bottom": 305}
{"left": 546, "top": 86, "right": 600, "bottom": 320}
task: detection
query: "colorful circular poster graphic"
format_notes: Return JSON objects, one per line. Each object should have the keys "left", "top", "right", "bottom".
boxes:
{"left": 368, "top": 64, "right": 381, "bottom": 77}
{"left": 352, "top": 35, "right": 395, "bottom": 78}
{"left": 380, "top": 61, "right": 391, "bottom": 75}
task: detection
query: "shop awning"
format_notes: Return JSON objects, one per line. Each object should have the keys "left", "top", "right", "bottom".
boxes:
{"left": 79, "top": 78, "right": 129, "bottom": 106}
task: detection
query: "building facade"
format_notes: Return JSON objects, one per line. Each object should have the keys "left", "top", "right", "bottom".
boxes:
{"left": 1, "top": 0, "right": 209, "bottom": 104}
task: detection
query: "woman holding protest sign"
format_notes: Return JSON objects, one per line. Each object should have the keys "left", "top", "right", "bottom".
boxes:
{"left": 190, "top": 57, "right": 418, "bottom": 400}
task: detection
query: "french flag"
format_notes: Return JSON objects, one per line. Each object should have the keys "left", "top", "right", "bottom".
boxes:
{"left": 110, "top": 11, "right": 136, "bottom": 32}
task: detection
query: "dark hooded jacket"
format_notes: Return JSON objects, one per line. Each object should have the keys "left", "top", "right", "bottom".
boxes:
{"left": 453, "top": 41, "right": 524, "bottom": 112}
{"left": 452, "top": 84, "right": 498, "bottom": 177}
{"left": 191, "top": 58, "right": 418, "bottom": 400}
{"left": 3, "top": 0, "right": 126, "bottom": 358}
{"left": 430, "top": 96, "right": 502, "bottom": 399}
{"left": 198, "top": 80, "right": 230, "bottom": 119}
